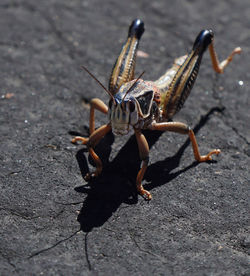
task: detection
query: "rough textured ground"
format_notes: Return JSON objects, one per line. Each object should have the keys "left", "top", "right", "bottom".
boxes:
{"left": 0, "top": 0, "right": 249, "bottom": 275}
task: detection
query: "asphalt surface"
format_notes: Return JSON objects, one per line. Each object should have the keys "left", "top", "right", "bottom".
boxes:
{"left": 0, "top": 0, "right": 249, "bottom": 275}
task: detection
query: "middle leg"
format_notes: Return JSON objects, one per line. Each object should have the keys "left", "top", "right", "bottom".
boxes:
{"left": 134, "top": 129, "right": 152, "bottom": 200}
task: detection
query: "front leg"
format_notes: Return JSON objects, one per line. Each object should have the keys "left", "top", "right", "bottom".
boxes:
{"left": 84, "top": 123, "right": 112, "bottom": 180}
{"left": 72, "top": 98, "right": 108, "bottom": 145}
{"left": 134, "top": 129, "right": 152, "bottom": 200}
{"left": 149, "top": 122, "right": 220, "bottom": 162}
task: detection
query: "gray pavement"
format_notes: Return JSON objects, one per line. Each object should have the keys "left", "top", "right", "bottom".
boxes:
{"left": 0, "top": 0, "right": 249, "bottom": 275}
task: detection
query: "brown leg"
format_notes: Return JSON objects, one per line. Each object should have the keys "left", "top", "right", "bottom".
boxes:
{"left": 209, "top": 42, "right": 241, "bottom": 73}
{"left": 85, "top": 123, "right": 112, "bottom": 180}
{"left": 134, "top": 129, "right": 152, "bottom": 200}
{"left": 72, "top": 98, "right": 108, "bottom": 145}
{"left": 149, "top": 122, "right": 220, "bottom": 162}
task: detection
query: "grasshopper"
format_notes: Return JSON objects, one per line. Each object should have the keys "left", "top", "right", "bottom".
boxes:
{"left": 72, "top": 19, "right": 241, "bottom": 200}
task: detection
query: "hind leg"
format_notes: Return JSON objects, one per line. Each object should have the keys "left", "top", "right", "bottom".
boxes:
{"left": 149, "top": 122, "right": 220, "bottom": 162}
{"left": 209, "top": 42, "right": 241, "bottom": 73}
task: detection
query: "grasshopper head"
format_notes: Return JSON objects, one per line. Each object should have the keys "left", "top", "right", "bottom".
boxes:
{"left": 109, "top": 97, "right": 138, "bottom": 135}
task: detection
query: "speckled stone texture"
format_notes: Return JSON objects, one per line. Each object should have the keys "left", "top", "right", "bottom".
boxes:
{"left": 0, "top": 1, "right": 249, "bottom": 275}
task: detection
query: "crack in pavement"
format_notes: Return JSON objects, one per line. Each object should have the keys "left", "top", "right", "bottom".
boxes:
{"left": 0, "top": 207, "right": 40, "bottom": 221}
{"left": 231, "top": 126, "right": 250, "bottom": 146}
{"left": 54, "top": 200, "right": 84, "bottom": 206}
{"left": 28, "top": 229, "right": 81, "bottom": 259}
{"left": 127, "top": 229, "right": 177, "bottom": 275}
{"left": 1, "top": 2, "right": 248, "bottom": 274}
{"left": 128, "top": 226, "right": 250, "bottom": 268}
{"left": 127, "top": 228, "right": 173, "bottom": 266}
{"left": 51, "top": 208, "right": 65, "bottom": 219}
{"left": 0, "top": 206, "right": 67, "bottom": 221}
{"left": 1, "top": 1, "right": 83, "bottom": 62}
{"left": 0, "top": 251, "right": 16, "bottom": 269}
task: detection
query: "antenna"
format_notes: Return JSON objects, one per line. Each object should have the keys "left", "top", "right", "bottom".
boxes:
{"left": 80, "top": 66, "right": 115, "bottom": 103}
{"left": 122, "top": 71, "right": 145, "bottom": 103}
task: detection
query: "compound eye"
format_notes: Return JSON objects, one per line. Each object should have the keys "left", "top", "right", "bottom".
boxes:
{"left": 129, "top": 100, "right": 135, "bottom": 112}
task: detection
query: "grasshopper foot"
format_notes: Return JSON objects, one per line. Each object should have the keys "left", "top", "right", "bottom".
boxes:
{"left": 84, "top": 167, "right": 102, "bottom": 181}
{"left": 71, "top": 136, "right": 89, "bottom": 145}
{"left": 199, "top": 149, "right": 221, "bottom": 162}
{"left": 84, "top": 172, "right": 96, "bottom": 181}
{"left": 138, "top": 187, "right": 152, "bottom": 201}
